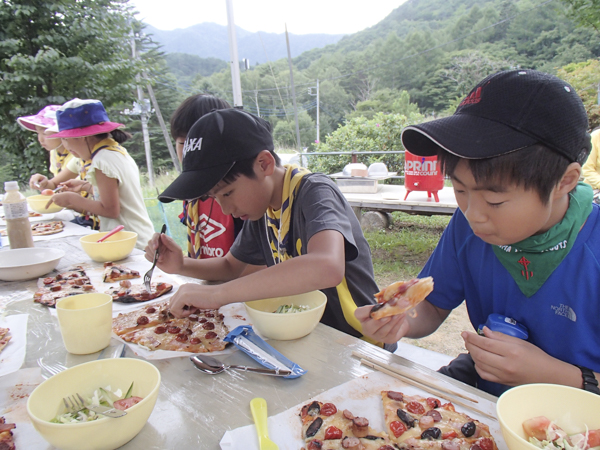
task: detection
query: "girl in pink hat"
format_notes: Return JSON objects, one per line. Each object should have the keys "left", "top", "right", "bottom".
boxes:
{"left": 18, "top": 105, "right": 74, "bottom": 178}
{"left": 44, "top": 98, "right": 154, "bottom": 249}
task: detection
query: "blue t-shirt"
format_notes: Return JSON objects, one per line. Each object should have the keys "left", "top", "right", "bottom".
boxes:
{"left": 419, "top": 204, "right": 600, "bottom": 396}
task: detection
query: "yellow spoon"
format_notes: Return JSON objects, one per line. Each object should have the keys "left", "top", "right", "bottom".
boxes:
{"left": 250, "top": 397, "right": 279, "bottom": 450}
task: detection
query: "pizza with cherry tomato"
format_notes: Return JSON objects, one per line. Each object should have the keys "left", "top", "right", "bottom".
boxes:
{"left": 104, "top": 280, "right": 172, "bottom": 303}
{"left": 299, "top": 400, "right": 393, "bottom": 450}
{"left": 112, "top": 300, "right": 229, "bottom": 353}
{"left": 381, "top": 390, "right": 497, "bottom": 450}
{"left": 299, "top": 393, "right": 497, "bottom": 450}
{"left": 102, "top": 262, "right": 140, "bottom": 282}
{"left": 34, "top": 266, "right": 96, "bottom": 307}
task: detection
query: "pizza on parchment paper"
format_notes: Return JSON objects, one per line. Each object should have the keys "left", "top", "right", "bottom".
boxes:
{"left": 33, "top": 266, "right": 96, "bottom": 307}
{"left": 112, "top": 300, "right": 229, "bottom": 353}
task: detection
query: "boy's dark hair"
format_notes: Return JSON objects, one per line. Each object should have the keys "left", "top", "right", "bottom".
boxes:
{"left": 170, "top": 94, "right": 231, "bottom": 139}
{"left": 220, "top": 151, "right": 282, "bottom": 185}
{"left": 438, "top": 144, "right": 575, "bottom": 204}
{"left": 95, "top": 130, "right": 132, "bottom": 144}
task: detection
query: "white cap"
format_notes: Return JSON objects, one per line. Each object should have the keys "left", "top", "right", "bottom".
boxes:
{"left": 4, "top": 181, "right": 18, "bottom": 191}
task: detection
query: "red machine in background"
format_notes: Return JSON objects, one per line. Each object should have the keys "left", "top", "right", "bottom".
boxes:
{"left": 403, "top": 151, "right": 444, "bottom": 202}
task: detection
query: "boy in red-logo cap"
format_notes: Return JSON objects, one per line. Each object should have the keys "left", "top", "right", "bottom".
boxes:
{"left": 356, "top": 69, "right": 600, "bottom": 396}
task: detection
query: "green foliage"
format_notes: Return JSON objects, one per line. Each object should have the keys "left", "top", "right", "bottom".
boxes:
{"left": 307, "top": 110, "right": 424, "bottom": 177}
{"left": 560, "top": 0, "right": 600, "bottom": 32}
{"left": 557, "top": 59, "right": 600, "bottom": 129}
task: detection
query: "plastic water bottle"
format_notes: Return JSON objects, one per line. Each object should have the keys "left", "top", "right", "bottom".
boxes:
{"left": 3, "top": 181, "right": 34, "bottom": 249}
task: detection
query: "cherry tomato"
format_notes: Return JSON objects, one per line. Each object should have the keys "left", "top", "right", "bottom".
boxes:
{"left": 320, "top": 403, "right": 337, "bottom": 416}
{"left": 113, "top": 396, "right": 143, "bottom": 410}
{"left": 324, "top": 426, "right": 342, "bottom": 440}
{"left": 426, "top": 397, "right": 441, "bottom": 409}
{"left": 406, "top": 401, "right": 426, "bottom": 415}
{"left": 41, "top": 189, "right": 54, "bottom": 196}
{"left": 478, "top": 438, "right": 494, "bottom": 450}
{"left": 390, "top": 420, "right": 407, "bottom": 438}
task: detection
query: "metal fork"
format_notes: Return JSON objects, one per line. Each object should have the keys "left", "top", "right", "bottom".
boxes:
{"left": 63, "top": 394, "right": 126, "bottom": 418}
{"left": 144, "top": 223, "right": 166, "bottom": 293}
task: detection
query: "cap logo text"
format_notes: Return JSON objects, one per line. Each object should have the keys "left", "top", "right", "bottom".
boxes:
{"left": 183, "top": 137, "right": 203, "bottom": 159}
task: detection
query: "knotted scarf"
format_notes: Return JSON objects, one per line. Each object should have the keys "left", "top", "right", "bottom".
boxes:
{"left": 181, "top": 198, "right": 215, "bottom": 259}
{"left": 265, "top": 164, "right": 311, "bottom": 264}
{"left": 492, "top": 183, "right": 593, "bottom": 297}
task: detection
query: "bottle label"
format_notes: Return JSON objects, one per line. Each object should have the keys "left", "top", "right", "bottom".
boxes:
{"left": 4, "top": 200, "right": 29, "bottom": 220}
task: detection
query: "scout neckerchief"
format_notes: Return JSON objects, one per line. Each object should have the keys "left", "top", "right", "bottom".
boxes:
{"left": 492, "top": 182, "right": 593, "bottom": 297}
{"left": 181, "top": 198, "right": 215, "bottom": 258}
{"left": 79, "top": 137, "right": 128, "bottom": 230}
{"left": 265, "top": 164, "right": 311, "bottom": 264}
{"left": 54, "top": 145, "right": 70, "bottom": 172}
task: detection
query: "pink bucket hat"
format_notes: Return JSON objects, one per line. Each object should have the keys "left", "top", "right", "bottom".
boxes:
{"left": 16, "top": 105, "right": 60, "bottom": 131}
{"left": 50, "top": 98, "right": 125, "bottom": 138}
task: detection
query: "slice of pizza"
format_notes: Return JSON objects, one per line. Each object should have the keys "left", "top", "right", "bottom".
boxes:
{"left": 105, "top": 281, "right": 173, "bottom": 303}
{"left": 0, "top": 417, "right": 16, "bottom": 450}
{"left": 112, "top": 301, "right": 171, "bottom": 336}
{"left": 381, "top": 390, "right": 497, "bottom": 450}
{"left": 0, "top": 328, "right": 11, "bottom": 355}
{"left": 31, "top": 220, "right": 64, "bottom": 236}
{"left": 34, "top": 266, "right": 96, "bottom": 307}
{"left": 370, "top": 277, "right": 434, "bottom": 320}
{"left": 300, "top": 401, "right": 392, "bottom": 450}
{"left": 102, "top": 262, "right": 141, "bottom": 282}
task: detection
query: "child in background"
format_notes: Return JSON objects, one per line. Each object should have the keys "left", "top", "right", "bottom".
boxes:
{"left": 356, "top": 69, "right": 600, "bottom": 396}
{"left": 145, "top": 109, "right": 390, "bottom": 348}
{"left": 46, "top": 98, "right": 154, "bottom": 249}
{"left": 582, "top": 128, "right": 600, "bottom": 203}
{"left": 19, "top": 105, "right": 73, "bottom": 177}
{"left": 169, "top": 94, "right": 243, "bottom": 259}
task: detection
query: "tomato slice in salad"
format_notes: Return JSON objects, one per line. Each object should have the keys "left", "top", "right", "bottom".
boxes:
{"left": 113, "top": 396, "right": 143, "bottom": 410}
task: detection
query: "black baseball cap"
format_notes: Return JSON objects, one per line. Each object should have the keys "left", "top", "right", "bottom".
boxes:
{"left": 159, "top": 109, "right": 274, "bottom": 203}
{"left": 401, "top": 69, "right": 591, "bottom": 163}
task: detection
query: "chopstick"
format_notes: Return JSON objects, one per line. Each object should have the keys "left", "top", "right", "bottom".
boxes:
{"left": 353, "top": 351, "right": 477, "bottom": 402}
{"left": 352, "top": 352, "right": 497, "bottom": 421}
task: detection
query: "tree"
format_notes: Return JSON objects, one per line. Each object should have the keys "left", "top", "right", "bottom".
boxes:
{"left": 557, "top": 59, "right": 600, "bottom": 130}
{"left": 560, "top": 0, "right": 600, "bottom": 33}
{"left": 0, "top": 0, "right": 148, "bottom": 184}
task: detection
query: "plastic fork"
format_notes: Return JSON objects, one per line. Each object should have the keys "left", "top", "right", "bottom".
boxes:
{"left": 63, "top": 394, "right": 126, "bottom": 418}
{"left": 144, "top": 223, "right": 166, "bottom": 293}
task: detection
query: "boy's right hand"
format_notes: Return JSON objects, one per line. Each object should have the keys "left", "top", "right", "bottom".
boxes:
{"left": 355, "top": 305, "right": 411, "bottom": 344}
{"left": 144, "top": 233, "right": 184, "bottom": 274}
{"left": 30, "top": 174, "right": 49, "bottom": 190}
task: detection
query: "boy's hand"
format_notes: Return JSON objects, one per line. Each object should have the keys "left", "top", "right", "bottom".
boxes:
{"left": 463, "top": 327, "right": 554, "bottom": 386}
{"left": 169, "top": 283, "right": 226, "bottom": 318}
{"left": 45, "top": 192, "right": 79, "bottom": 209}
{"left": 144, "top": 233, "right": 184, "bottom": 274}
{"left": 30, "top": 174, "right": 50, "bottom": 190}
{"left": 355, "top": 305, "right": 410, "bottom": 344}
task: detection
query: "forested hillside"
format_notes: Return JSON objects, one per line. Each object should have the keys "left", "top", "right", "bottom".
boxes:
{"left": 147, "top": 0, "right": 599, "bottom": 157}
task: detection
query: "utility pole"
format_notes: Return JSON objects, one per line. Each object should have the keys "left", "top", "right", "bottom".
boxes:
{"left": 130, "top": 33, "right": 154, "bottom": 187}
{"left": 226, "top": 0, "right": 243, "bottom": 108}
{"left": 309, "top": 79, "right": 320, "bottom": 144}
{"left": 285, "top": 24, "right": 301, "bottom": 151}
{"left": 146, "top": 82, "right": 181, "bottom": 173}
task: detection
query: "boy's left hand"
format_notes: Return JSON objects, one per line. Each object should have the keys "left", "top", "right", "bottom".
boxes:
{"left": 463, "top": 326, "right": 553, "bottom": 386}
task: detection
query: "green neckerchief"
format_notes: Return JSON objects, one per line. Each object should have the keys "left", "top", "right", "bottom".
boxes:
{"left": 492, "top": 182, "right": 593, "bottom": 297}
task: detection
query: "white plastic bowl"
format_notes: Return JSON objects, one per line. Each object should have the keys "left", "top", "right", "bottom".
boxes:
{"left": 0, "top": 247, "right": 65, "bottom": 281}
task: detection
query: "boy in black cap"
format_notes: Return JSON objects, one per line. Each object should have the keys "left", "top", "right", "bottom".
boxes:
{"left": 147, "top": 109, "right": 388, "bottom": 347}
{"left": 356, "top": 69, "right": 600, "bottom": 396}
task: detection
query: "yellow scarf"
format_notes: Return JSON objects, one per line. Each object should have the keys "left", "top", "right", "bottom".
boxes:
{"left": 79, "top": 138, "right": 127, "bottom": 229}
{"left": 51, "top": 145, "right": 72, "bottom": 176}
{"left": 182, "top": 198, "right": 216, "bottom": 259}
{"left": 265, "top": 164, "right": 311, "bottom": 264}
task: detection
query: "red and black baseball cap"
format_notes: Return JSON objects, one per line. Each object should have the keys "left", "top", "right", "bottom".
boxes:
{"left": 401, "top": 69, "right": 591, "bottom": 163}
{"left": 158, "top": 109, "right": 274, "bottom": 203}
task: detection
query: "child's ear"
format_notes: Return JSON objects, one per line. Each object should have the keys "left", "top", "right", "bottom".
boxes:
{"left": 255, "top": 150, "right": 276, "bottom": 176}
{"left": 555, "top": 162, "right": 582, "bottom": 196}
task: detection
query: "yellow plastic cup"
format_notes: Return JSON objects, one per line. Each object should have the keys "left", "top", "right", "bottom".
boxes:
{"left": 56, "top": 293, "right": 113, "bottom": 354}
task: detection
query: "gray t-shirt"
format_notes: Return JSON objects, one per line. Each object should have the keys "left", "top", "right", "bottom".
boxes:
{"left": 230, "top": 173, "right": 378, "bottom": 339}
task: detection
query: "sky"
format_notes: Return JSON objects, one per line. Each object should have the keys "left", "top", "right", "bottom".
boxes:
{"left": 129, "top": 0, "right": 405, "bottom": 35}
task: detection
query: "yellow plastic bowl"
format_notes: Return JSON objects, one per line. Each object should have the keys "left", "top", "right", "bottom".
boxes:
{"left": 244, "top": 291, "right": 327, "bottom": 340}
{"left": 27, "top": 358, "right": 160, "bottom": 450}
{"left": 496, "top": 383, "right": 600, "bottom": 450}
{"left": 79, "top": 231, "right": 138, "bottom": 262}
{"left": 27, "top": 194, "right": 65, "bottom": 214}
